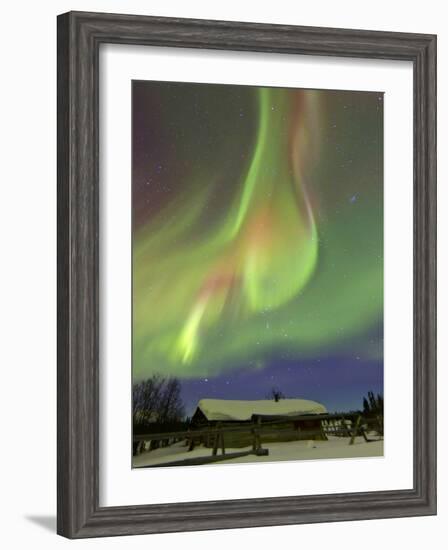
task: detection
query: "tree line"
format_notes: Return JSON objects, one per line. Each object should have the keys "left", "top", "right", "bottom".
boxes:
{"left": 133, "top": 374, "right": 185, "bottom": 428}
{"left": 362, "top": 391, "right": 383, "bottom": 417}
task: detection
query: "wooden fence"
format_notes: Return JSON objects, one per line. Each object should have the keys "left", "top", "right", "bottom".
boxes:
{"left": 133, "top": 412, "right": 382, "bottom": 468}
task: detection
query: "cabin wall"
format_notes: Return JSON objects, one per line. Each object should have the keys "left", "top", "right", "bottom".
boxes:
{"left": 198, "top": 419, "right": 325, "bottom": 449}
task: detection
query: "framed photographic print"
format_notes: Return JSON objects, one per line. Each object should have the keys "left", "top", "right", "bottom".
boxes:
{"left": 57, "top": 11, "right": 437, "bottom": 538}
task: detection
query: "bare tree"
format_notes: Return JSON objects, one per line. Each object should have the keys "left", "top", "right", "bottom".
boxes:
{"left": 158, "top": 377, "right": 185, "bottom": 423}
{"left": 267, "top": 386, "right": 285, "bottom": 402}
{"left": 133, "top": 374, "right": 185, "bottom": 427}
{"left": 132, "top": 373, "right": 163, "bottom": 425}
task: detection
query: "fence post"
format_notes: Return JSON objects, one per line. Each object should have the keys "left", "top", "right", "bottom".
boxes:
{"left": 254, "top": 416, "right": 262, "bottom": 452}
{"left": 320, "top": 419, "right": 328, "bottom": 441}
{"left": 349, "top": 415, "right": 362, "bottom": 445}
{"left": 220, "top": 430, "right": 226, "bottom": 455}
{"left": 212, "top": 423, "right": 221, "bottom": 456}
{"left": 341, "top": 416, "right": 351, "bottom": 439}
{"left": 187, "top": 428, "right": 195, "bottom": 452}
{"left": 251, "top": 421, "right": 257, "bottom": 451}
{"left": 376, "top": 414, "right": 384, "bottom": 436}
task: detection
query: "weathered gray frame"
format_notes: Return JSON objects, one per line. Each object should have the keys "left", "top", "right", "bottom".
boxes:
{"left": 57, "top": 11, "right": 437, "bottom": 538}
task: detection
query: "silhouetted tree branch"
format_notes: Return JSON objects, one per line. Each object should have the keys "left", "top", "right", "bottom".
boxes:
{"left": 266, "top": 387, "right": 285, "bottom": 402}
{"left": 133, "top": 374, "right": 185, "bottom": 427}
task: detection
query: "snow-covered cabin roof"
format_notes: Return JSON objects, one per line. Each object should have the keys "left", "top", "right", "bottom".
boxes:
{"left": 195, "top": 398, "right": 327, "bottom": 422}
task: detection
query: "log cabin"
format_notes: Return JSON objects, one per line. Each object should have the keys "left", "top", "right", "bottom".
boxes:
{"left": 191, "top": 398, "right": 328, "bottom": 447}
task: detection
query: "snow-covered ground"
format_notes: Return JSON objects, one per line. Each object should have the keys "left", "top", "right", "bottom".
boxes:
{"left": 133, "top": 436, "right": 383, "bottom": 468}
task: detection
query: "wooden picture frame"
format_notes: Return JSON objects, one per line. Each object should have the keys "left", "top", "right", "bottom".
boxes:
{"left": 57, "top": 11, "right": 437, "bottom": 538}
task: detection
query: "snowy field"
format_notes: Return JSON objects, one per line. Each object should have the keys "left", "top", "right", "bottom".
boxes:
{"left": 133, "top": 436, "right": 383, "bottom": 468}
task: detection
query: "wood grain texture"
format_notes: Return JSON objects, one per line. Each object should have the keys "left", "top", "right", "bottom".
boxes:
{"left": 57, "top": 10, "right": 437, "bottom": 538}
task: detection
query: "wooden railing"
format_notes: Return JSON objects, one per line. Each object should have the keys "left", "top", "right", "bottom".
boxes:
{"left": 133, "top": 412, "right": 383, "bottom": 468}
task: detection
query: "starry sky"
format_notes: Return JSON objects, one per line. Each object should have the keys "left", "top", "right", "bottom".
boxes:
{"left": 132, "top": 80, "right": 383, "bottom": 416}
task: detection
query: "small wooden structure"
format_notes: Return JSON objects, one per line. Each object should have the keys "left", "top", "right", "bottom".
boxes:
{"left": 191, "top": 398, "right": 328, "bottom": 448}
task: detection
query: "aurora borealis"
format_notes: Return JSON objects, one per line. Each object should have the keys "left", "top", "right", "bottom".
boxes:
{"left": 132, "top": 81, "right": 383, "bottom": 414}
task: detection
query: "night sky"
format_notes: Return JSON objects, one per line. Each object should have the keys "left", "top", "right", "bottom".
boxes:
{"left": 132, "top": 81, "right": 383, "bottom": 416}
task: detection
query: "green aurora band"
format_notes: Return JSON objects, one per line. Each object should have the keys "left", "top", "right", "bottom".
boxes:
{"left": 133, "top": 86, "right": 383, "bottom": 380}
